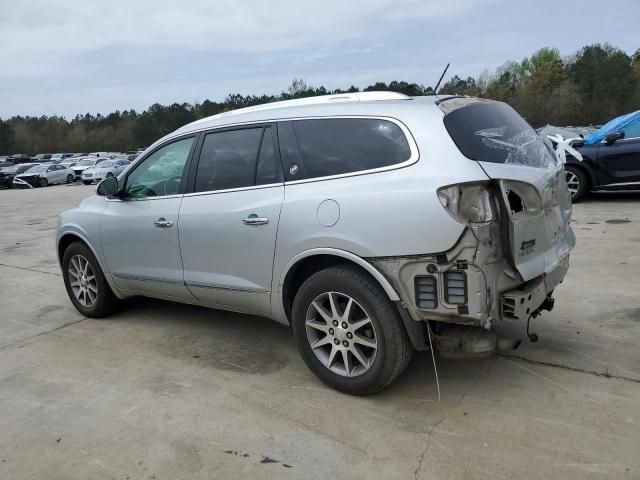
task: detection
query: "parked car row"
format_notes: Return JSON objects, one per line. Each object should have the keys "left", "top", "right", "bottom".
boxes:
{"left": 0, "top": 149, "right": 144, "bottom": 166}
{"left": 0, "top": 156, "right": 132, "bottom": 189}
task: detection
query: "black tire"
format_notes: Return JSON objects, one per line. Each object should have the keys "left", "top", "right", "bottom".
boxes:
{"left": 291, "top": 265, "right": 413, "bottom": 395}
{"left": 565, "top": 166, "right": 588, "bottom": 202}
{"left": 62, "top": 241, "right": 122, "bottom": 317}
{"left": 66, "top": 174, "right": 74, "bottom": 183}
{"left": 106, "top": 172, "right": 113, "bottom": 178}
{"left": 39, "top": 177, "right": 48, "bottom": 187}
{"left": 82, "top": 180, "right": 92, "bottom": 185}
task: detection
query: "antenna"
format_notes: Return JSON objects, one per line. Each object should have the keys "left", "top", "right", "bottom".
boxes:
{"left": 432, "top": 63, "right": 450, "bottom": 94}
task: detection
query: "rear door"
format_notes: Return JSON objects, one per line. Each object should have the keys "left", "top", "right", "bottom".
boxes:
{"left": 178, "top": 124, "right": 284, "bottom": 315}
{"left": 441, "top": 99, "right": 575, "bottom": 282}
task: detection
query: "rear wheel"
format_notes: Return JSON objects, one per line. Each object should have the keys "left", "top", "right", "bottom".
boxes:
{"left": 291, "top": 265, "right": 412, "bottom": 395}
{"left": 66, "top": 174, "right": 74, "bottom": 183}
{"left": 83, "top": 180, "right": 92, "bottom": 185}
{"left": 62, "top": 241, "right": 122, "bottom": 317}
{"left": 39, "top": 177, "right": 48, "bottom": 187}
{"left": 106, "top": 172, "right": 113, "bottom": 178}
{"left": 565, "top": 166, "right": 588, "bottom": 202}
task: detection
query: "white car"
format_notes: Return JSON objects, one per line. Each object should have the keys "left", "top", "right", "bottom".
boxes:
{"left": 72, "top": 157, "right": 110, "bottom": 180}
{"left": 81, "top": 159, "right": 130, "bottom": 184}
{"left": 13, "top": 163, "right": 74, "bottom": 188}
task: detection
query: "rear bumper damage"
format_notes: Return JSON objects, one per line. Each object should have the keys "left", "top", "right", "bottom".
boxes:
{"left": 369, "top": 225, "right": 571, "bottom": 330}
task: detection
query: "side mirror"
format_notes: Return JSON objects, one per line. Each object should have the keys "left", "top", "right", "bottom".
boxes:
{"left": 97, "top": 176, "right": 119, "bottom": 196}
{"left": 604, "top": 131, "right": 625, "bottom": 145}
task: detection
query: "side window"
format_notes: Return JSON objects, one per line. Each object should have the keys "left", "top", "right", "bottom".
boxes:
{"left": 124, "top": 137, "right": 194, "bottom": 198}
{"left": 256, "top": 127, "right": 278, "bottom": 185}
{"left": 194, "top": 128, "right": 263, "bottom": 192}
{"left": 291, "top": 118, "right": 412, "bottom": 179}
{"left": 621, "top": 119, "right": 640, "bottom": 139}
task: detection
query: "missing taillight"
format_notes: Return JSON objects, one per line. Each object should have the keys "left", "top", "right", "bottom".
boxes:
{"left": 437, "top": 182, "right": 495, "bottom": 224}
{"left": 506, "top": 189, "right": 524, "bottom": 214}
{"left": 500, "top": 181, "right": 542, "bottom": 215}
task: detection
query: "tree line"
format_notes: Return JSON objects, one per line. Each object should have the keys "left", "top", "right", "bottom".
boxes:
{"left": 1, "top": 43, "right": 639, "bottom": 155}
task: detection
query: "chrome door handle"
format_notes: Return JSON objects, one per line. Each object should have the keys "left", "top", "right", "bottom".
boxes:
{"left": 243, "top": 214, "right": 269, "bottom": 225}
{"left": 154, "top": 217, "right": 174, "bottom": 228}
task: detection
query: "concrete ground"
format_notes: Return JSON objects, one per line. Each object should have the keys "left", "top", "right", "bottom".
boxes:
{"left": 0, "top": 183, "right": 639, "bottom": 480}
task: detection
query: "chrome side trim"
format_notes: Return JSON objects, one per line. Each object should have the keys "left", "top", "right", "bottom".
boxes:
{"left": 105, "top": 194, "right": 183, "bottom": 202}
{"left": 112, "top": 273, "right": 183, "bottom": 285}
{"left": 186, "top": 281, "right": 267, "bottom": 294}
{"left": 599, "top": 181, "right": 640, "bottom": 187}
{"left": 182, "top": 182, "right": 284, "bottom": 198}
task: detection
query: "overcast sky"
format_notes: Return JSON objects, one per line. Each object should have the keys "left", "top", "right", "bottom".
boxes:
{"left": 1, "top": 0, "right": 638, "bottom": 118}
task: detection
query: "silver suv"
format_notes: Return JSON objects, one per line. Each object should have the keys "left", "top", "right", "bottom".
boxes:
{"left": 56, "top": 92, "right": 575, "bottom": 394}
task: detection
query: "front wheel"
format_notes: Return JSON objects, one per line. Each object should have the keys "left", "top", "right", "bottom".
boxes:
{"left": 62, "top": 241, "right": 122, "bottom": 317}
{"left": 66, "top": 174, "right": 74, "bottom": 183}
{"left": 39, "top": 177, "right": 48, "bottom": 187}
{"left": 565, "top": 166, "right": 588, "bottom": 202}
{"left": 291, "top": 265, "right": 412, "bottom": 395}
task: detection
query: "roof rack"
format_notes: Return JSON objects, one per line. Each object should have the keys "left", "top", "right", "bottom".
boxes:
{"left": 217, "top": 91, "right": 412, "bottom": 117}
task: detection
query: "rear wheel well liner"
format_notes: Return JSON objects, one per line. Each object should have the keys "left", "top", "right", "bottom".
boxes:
{"left": 281, "top": 253, "right": 427, "bottom": 350}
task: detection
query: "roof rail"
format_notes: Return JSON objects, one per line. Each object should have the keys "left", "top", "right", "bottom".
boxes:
{"left": 217, "top": 91, "right": 412, "bottom": 117}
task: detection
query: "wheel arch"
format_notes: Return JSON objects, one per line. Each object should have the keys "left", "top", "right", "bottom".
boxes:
{"left": 57, "top": 231, "right": 125, "bottom": 299}
{"left": 279, "top": 249, "right": 400, "bottom": 317}
{"left": 565, "top": 161, "right": 593, "bottom": 191}
{"left": 279, "top": 249, "right": 427, "bottom": 351}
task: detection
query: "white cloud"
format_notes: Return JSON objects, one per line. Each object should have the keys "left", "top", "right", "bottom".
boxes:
{"left": 0, "top": 0, "right": 488, "bottom": 74}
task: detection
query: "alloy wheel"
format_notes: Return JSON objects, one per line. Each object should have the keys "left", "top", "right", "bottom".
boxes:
{"left": 565, "top": 170, "right": 579, "bottom": 198}
{"left": 68, "top": 254, "right": 98, "bottom": 307}
{"left": 305, "top": 291, "right": 378, "bottom": 377}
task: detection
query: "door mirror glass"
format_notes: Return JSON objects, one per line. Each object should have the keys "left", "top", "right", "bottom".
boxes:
{"left": 604, "top": 131, "right": 625, "bottom": 145}
{"left": 97, "top": 176, "right": 119, "bottom": 196}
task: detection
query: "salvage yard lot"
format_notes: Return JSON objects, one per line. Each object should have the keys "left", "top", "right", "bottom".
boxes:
{"left": 1, "top": 184, "right": 639, "bottom": 480}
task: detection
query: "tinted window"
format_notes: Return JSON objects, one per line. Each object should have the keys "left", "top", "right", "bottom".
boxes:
{"left": 443, "top": 101, "right": 556, "bottom": 168}
{"left": 125, "top": 137, "right": 193, "bottom": 198}
{"left": 256, "top": 127, "right": 278, "bottom": 185}
{"left": 290, "top": 118, "right": 412, "bottom": 179}
{"left": 194, "top": 128, "right": 262, "bottom": 192}
{"left": 621, "top": 119, "right": 640, "bottom": 139}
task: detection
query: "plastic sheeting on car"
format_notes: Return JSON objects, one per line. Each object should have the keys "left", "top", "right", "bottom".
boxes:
{"left": 584, "top": 110, "right": 640, "bottom": 145}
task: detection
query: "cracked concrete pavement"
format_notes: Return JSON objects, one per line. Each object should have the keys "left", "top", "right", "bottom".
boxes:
{"left": 0, "top": 184, "right": 639, "bottom": 479}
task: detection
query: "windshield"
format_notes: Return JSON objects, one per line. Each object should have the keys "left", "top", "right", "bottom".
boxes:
{"left": 78, "top": 159, "right": 95, "bottom": 166}
{"left": 97, "top": 160, "right": 115, "bottom": 168}
{"left": 51, "top": 154, "right": 63, "bottom": 159}
{"left": 443, "top": 100, "right": 556, "bottom": 168}
{"left": 25, "top": 165, "right": 47, "bottom": 173}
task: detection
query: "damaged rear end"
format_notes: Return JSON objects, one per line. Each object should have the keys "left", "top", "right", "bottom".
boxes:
{"left": 372, "top": 97, "right": 575, "bottom": 357}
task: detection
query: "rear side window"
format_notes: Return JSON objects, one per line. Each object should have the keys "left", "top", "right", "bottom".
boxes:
{"left": 195, "top": 128, "right": 262, "bottom": 192}
{"left": 284, "top": 118, "right": 412, "bottom": 180}
{"left": 442, "top": 101, "right": 556, "bottom": 168}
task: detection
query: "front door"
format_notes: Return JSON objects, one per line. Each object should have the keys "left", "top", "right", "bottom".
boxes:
{"left": 179, "top": 125, "right": 283, "bottom": 314}
{"left": 100, "top": 136, "right": 196, "bottom": 299}
{"left": 596, "top": 135, "right": 640, "bottom": 187}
